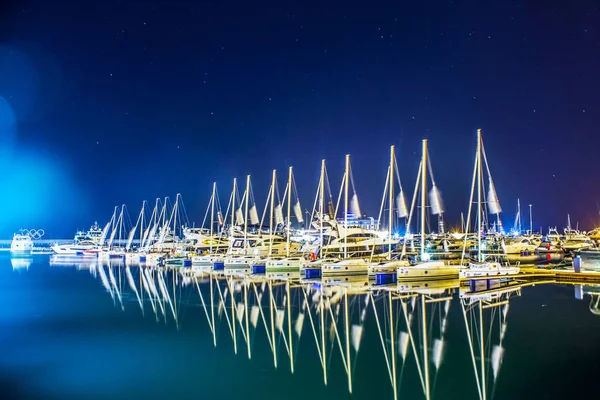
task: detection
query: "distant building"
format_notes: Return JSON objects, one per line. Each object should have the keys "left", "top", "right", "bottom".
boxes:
{"left": 336, "top": 214, "right": 378, "bottom": 230}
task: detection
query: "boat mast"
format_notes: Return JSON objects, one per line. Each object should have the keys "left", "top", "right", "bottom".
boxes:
{"left": 516, "top": 199, "right": 521, "bottom": 234}
{"left": 231, "top": 178, "right": 237, "bottom": 233}
{"left": 210, "top": 182, "right": 216, "bottom": 254}
{"left": 244, "top": 175, "right": 250, "bottom": 255}
{"left": 344, "top": 154, "right": 350, "bottom": 259}
{"left": 477, "top": 129, "right": 483, "bottom": 263}
{"left": 269, "top": 170, "right": 276, "bottom": 258}
{"left": 319, "top": 160, "right": 325, "bottom": 258}
{"left": 421, "top": 140, "right": 427, "bottom": 261}
{"left": 287, "top": 166, "right": 293, "bottom": 258}
{"left": 174, "top": 194, "right": 180, "bottom": 249}
{"left": 140, "top": 201, "right": 146, "bottom": 248}
{"left": 389, "top": 145, "right": 395, "bottom": 259}
{"left": 119, "top": 205, "right": 125, "bottom": 246}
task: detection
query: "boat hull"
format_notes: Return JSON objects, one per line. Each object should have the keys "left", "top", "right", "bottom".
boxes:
{"left": 322, "top": 260, "right": 370, "bottom": 276}
{"left": 397, "top": 262, "right": 460, "bottom": 281}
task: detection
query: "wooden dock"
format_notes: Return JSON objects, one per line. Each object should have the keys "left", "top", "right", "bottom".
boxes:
{"left": 465, "top": 267, "right": 600, "bottom": 284}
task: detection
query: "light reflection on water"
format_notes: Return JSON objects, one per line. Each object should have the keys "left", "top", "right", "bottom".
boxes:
{"left": 1, "top": 254, "right": 600, "bottom": 400}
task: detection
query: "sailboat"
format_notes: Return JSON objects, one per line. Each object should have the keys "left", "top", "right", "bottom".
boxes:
{"left": 102, "top": 205, "right": 134, "bottom": 259}
{"left": 322, "top": 154, "right": 374, "bottom": 276}
{"left": 395, "top": 140, "right": 460, "bottom": 281}
{"left": 125, "top": 201, "right": 148, "bottom": 263}
{"left": 320, "top": 154, "right": 398, "bottom": 276}
{"left": 459, "top": 129, "right": 519, "bottom": 279}
{"left": 300, "top": 159, "right": 340, "bottom": 279}
{"left": 191, "top": 182, "right": 230, "bottom": 271}
{"left": 319, "top": 155, "right": 395, "bottom": 261}
{"left": 368, "top": 145, "right": 411, "bottom": 282}
{"left": 162, "top": 194, "right": 192, "bottom": 267}
{"left": 224, "top": 175, "right": 261, "bottom": 276}
{"left": 186, "top": 184, "right": 230, "bottom": 256}
{"left": 266, "top": 166, "right": 305, "bottom": 279}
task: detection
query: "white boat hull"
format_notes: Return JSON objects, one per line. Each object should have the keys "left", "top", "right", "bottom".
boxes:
{"left": 459, "top": 262, "right": 520, "bottom": 279}
{"left": 224, "top": 257, "right": 259, "bottom": 276}
{"left": 322, "top": 259, "right": 370, "bottom": 276}
{"left": 52, "top": 244, "right": 97, "bottom": 256}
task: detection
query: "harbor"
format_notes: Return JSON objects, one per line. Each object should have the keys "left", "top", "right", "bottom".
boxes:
{"left": 7, "top": 132, "right": 600, "bottom": 284}
{"left": 2, "top": 1, "right": 600, "bottom": 399}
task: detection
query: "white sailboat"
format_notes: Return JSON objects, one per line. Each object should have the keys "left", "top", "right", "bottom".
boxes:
{"left": 224, "top": 175, "right": 260, "bottom": 276}
{"left": 396, "top": 139, "right": 460, "bottom": 281}
{"left": 266, "top": 166, "right": 305, "bottom": 278}
{"left": 101, "top": 204, "right": 130, "bottom": 259}
{"left": 369, "top": 145, "right": 410, "bottom": 281}
{"left": 125, "top": 201, "right": 148, "bottom": 263}
{"left": 300, "top": 159, "right": 336, "bottom": 279}
{"left": 162, "top": 194, "right": 192, "bottom": 267}
{"left": 322, "top": 154, "right": 373, "bottom": 276}
{"left": 192, "top": 181, "right": 229, "bottom": 272}
{"left": 459, "top": 129, "right": 519, "bottom": 279}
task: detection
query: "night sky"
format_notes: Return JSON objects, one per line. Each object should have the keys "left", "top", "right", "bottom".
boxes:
{"left": 0, "top": 0, "right": 599, "bottom": 237}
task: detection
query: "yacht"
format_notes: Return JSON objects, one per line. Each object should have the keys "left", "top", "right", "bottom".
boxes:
{"left": 562, "top": 236, "right": 595, "bottom": 254}
{"left": 74, "top": 222, "right": 104, "bottom": 245}
{"left": 10, "top": 232, "right": 34, "bottom": 254}
{"left": 588, "top": 228, "right": 600, "bottom": 244}
{"left": 229, "top": 234, "right": 301, "bottom": 257}
{"left": 182, "top": 227, "right": 210, "bottom": 241}
{"left": 502, "top": 236, "right": 540, "bottom": 254}
{"left": 51, "top": 240, "right": 97, "bottom": 256}
{"left": 319, "top": 226, "right": 397, "bottom": 258}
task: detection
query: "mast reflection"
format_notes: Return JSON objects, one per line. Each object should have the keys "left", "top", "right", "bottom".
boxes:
{"left": 78, "top": 263, "right": 599, "bottom": 399}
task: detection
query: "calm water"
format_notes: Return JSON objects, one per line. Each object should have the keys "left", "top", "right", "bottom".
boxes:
{"left": 1, "top": 254, "right": 599, "bottom": 400}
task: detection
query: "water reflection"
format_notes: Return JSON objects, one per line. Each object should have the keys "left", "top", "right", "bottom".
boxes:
{"left": 10, "top": 257, "right": 31, "bottom": 270}
{"left": 37, "top": 259, "right": 600, "bottom": 399}
{"left": 577, "top": 284, "right": 600, "bottom": 316}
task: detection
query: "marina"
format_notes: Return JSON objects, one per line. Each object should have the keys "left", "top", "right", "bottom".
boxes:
{"left": 2, "top": 1, "right": 600, "bottom": 399}
{"left": 14, "top": 132, "right": 600, "bottom": 283}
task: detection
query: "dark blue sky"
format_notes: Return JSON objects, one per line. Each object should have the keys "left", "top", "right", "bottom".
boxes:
{"left": 0, "top": 0, "right": 599, "bottom": 237}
